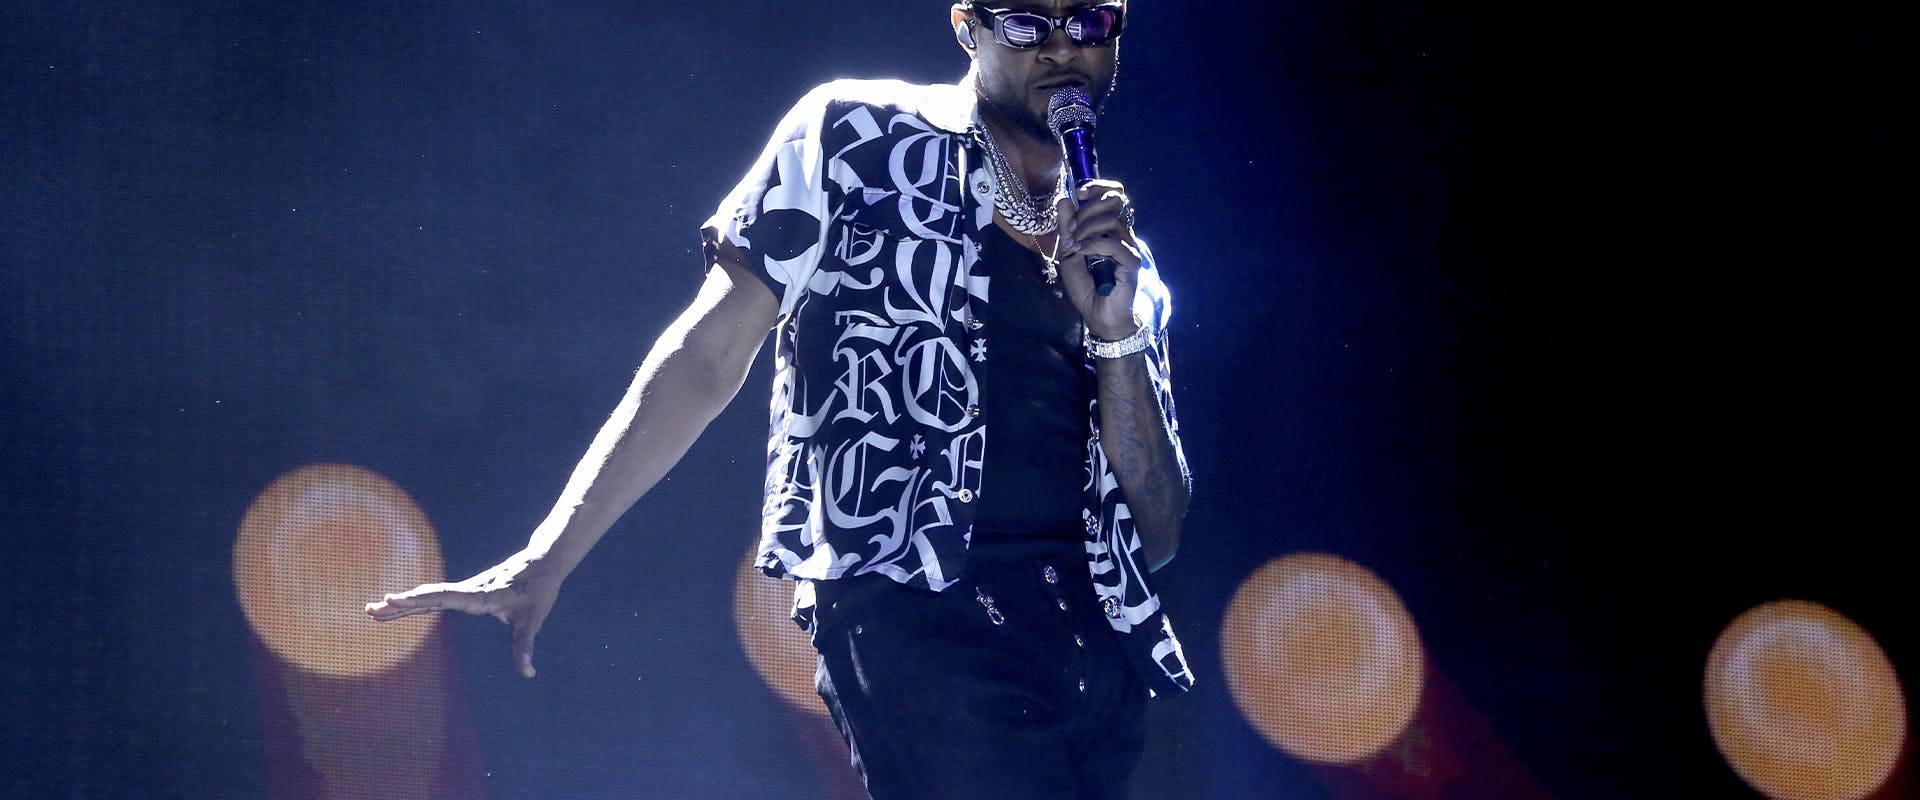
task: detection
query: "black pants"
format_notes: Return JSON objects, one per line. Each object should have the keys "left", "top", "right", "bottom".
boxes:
{"left": 812, "top": 545, "right": 1148, "bottom": 800}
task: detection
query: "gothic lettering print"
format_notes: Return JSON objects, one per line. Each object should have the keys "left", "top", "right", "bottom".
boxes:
{"left": 702, "top": 80, "right": 1194, "bottom": 696}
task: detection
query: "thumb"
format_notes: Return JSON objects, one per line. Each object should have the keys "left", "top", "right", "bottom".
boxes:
{"left": 512, "top": 611, "right": 547, "bottom": 678}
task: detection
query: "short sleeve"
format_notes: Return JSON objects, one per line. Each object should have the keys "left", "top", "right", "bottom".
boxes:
{"left": 1132, "top": 237, "right": 1192, "bottom": 492}
{"left": 1131, "top": 237, "right": 1173, "bottom": 335}
{"left": 701, "top": 85, "right": 837, "bottom": 316}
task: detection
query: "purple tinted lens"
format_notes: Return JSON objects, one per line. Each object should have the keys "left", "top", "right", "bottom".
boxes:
{"left": 999, "top": 13, "right": 1050, "bottom": 47}
{"left": 1066, "top": 8, "right": 1120, "bottom": 45}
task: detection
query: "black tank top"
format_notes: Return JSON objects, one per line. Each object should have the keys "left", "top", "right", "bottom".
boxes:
{"left": 972, "top": 221, "right": 1090, "bottom": 542}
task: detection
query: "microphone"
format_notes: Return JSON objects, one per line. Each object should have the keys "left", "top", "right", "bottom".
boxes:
{"left": 1047, "top": 87, "right": 1118, "bottom": 297}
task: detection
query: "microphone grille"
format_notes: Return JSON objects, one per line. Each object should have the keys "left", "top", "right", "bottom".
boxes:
{"left": 1046, "top": 87, "right": 1097, "bottom": 135}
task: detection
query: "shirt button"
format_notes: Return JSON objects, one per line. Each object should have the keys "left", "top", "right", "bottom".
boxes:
{"left": 1041, "top": 565, "right": 1059, "bottom": 584}
{"left": 969, "top": 318, "right": 984, "bottom": 330}
{"left": 1101, "top": 596, "right": 1122, "bottom": 619}
{"left": 1073, "top": 633, "right": 1086, "bottom": 648}
{"left": 967, "top": 405, "right": 982, "bottom": 417}
{"left": 956, "top": 488, "right": 975, "bottom": 503}
{"left": 1077, "top": 678, "right": 1087, "bottom": 693}
{"left": 1056, "top": 599, "right": 1071, "bottom": 612}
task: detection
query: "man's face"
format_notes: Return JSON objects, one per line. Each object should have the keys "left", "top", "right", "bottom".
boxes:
{"left": 966, "top": 1, "right": 1122, "bottom": 141}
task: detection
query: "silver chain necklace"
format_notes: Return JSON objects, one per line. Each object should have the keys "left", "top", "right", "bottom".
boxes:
{"left": 974, "top": 114, "right": 1063, "bottom": 238}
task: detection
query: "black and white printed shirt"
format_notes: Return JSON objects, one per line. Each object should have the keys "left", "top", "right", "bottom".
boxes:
{"left": 702, "top": 79, "right": 1194, "bottom": 696}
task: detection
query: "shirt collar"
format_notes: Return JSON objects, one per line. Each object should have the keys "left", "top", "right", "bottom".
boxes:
{"left": 920, "top": 82, "right": 979, "bottom": 135}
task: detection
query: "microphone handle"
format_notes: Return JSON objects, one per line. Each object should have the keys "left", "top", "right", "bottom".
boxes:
{"left": 1086, "top": 256, "right": 1119, "bottom": 297}
{"left": 1058, "top": 127, "right": 1118, "bottom": 297}
{"left": 1084, "top": 248, "right": 1119, "bottom": 298}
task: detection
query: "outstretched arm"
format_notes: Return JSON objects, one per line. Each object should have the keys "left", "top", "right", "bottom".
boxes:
{"left": 366, "top": 245, "right": 776, "bottom": 676}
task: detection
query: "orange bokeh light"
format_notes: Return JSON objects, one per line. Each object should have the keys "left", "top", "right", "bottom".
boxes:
{"left": 1705, "top": 599, "right": 1907, "bottom": 800}
{"left": 1221, "top": 552, "right": 1426, "bottom": 764}
{"left": 234, "top": 463, "right": 445, "bottom": 676}
{"left": 732, "top": 550, "right": 829, "bottom": 717}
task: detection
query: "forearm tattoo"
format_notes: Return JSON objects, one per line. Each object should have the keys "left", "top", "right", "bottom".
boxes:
{"left": 1096, "top": 350, "right": 1190, "bottom": 558}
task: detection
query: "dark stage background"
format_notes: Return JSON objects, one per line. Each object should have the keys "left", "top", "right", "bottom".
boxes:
{"left": 3, "top": 2, "right": 1908, "bottom": 798}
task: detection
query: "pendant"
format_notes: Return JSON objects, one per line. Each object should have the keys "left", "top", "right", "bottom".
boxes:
{"left": 1027, "top": 231, "right": 1059, "bottom": 284}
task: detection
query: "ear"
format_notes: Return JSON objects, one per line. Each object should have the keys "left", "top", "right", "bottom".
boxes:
{"left": 950, "top": 5, "right": 977, "bottom": 51}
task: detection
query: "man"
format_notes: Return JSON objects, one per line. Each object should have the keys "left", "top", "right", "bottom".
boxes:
{"left": 368, "top": 2, "right": 1192, "bottom": 796}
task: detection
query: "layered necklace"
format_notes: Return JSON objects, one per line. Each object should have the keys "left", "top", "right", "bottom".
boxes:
{"left": 974, "top": 112, "right": 1065, "bottom": 282}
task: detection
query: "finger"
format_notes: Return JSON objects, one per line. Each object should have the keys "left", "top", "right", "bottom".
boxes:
{"left": 365, "top": 585, "right": 442, "bottom": 620}
{"left": 1071, "top": 188, "right": 1128, "bottom": 231}
{"left": 512, "top": 609, "right": 548, "bottom": 679}
{"left": 365, "top": 601, "right": 441, "bottom": 622}
{"left": 1054, "top": 193, "right": 1082, "bottom": 245}
{"left": 1072, "top": 185, "right": 1128, "bottom": 217}
{"left": 1067, "top": 232, "right": 1142, "bottom": 266}
{"left": 1057, "top": 196, "right": 1131, "bottom": 253}
{"left": 1055, "top": 247, "right": 1093, "bottom": 294}
{"left": 1073, "top": 179, "right": 1125, "bottom": 201}
{"left": 1066, "top": 212, "right": 1132, "bottom": 246}
{"left": 365, "top": 583, "right": 478, "bottom": 621}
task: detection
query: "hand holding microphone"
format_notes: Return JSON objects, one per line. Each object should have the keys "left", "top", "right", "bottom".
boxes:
{"left": 1047, "top": 87, "right": 1132, "bottom": 298}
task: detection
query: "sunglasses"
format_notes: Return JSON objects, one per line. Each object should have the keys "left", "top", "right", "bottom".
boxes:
{"left": 970, "top": 4, "right": 1126, "bottom": 50}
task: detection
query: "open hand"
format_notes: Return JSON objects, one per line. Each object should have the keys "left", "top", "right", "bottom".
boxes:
{"left": 366, "top": 549, "right": 562, "bottom": 678}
